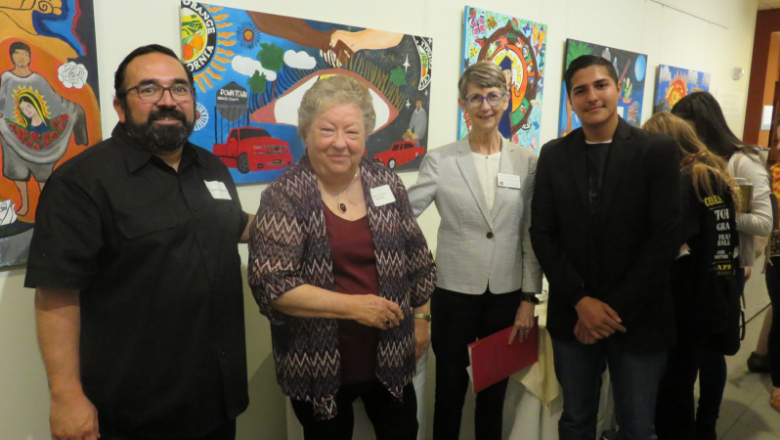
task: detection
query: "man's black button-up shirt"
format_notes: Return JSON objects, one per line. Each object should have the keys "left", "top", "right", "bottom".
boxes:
{"left": 25, "top": 124, "right": 249, "bottom": 438}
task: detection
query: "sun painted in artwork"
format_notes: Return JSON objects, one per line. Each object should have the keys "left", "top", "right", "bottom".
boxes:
{"left": 653, "top": 65, "right": 710, "bottom": 114}
{"left": 665, "top": 74, "right": 688, "bottom": 109}
{"left": 181, "top": 3, "right": 235, "bottom": 92}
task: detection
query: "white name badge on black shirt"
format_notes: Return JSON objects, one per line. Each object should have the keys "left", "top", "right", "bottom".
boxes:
{"left": 205, "top": 180, "right": 232, "bottom": 200}
{"left": 497, "top": 173, "right": 521, "bottom": 189}
{"left": 370, "top": 185, "right": 396, "bottom": 207}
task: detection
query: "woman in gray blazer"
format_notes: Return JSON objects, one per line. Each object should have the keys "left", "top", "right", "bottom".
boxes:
{"left": 407, "top": 62, "right": 542, "bottom": 440}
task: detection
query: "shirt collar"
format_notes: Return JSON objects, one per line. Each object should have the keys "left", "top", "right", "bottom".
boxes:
{"left": 112, "top": 123, "right": 205, "bottom": 173}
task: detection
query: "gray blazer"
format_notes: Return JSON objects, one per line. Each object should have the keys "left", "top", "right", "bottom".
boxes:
{"left": 408, "top": 138, "right": 542, "bottom": 295}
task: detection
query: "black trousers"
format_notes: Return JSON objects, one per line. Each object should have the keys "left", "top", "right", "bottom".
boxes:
{"left": 766, "top": 257, "right": 780, "bottom": 387}
{"left": 430, "top": 286, "right": 522, "bottom": 440}
{"left": 100, "top": 419, "right": 235, "bottom": 440}
{"left": 655, "top": 339, "right": 707, "bottom": 440}
{"left": 290, "top": 379, "right": 417, "bottom": 440}
{"left": 692, "top": 266, "right": 746, "bottom": 440}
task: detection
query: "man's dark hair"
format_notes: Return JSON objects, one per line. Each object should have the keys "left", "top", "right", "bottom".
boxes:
{"left": 564, "top": 55, "right": 619, "bottom": 98}
{"left": 114, "top": 44, "right": 195, "bottom": 100}
{"left": 9, "top": 41, "right": 31, "bottom": 59}
{"left": 672, "top": 91, "right": 743, "bottom": 159}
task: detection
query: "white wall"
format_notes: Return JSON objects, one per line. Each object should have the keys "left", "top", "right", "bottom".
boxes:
{"left": 0, "top": 0, "right": 759, "bottom": 438}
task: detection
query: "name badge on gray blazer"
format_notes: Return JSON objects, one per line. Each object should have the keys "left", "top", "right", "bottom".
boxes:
{"left": 497, "top": 173, "right": 521, "bottom": 189}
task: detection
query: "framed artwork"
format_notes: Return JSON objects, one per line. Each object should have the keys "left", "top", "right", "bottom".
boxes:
{"left": 458, "top": 6, "right": 547, "bottom": 153}
{"left": 0, "top": 0, "right": 101, "bottom": 267}
{"left": 558, "top": 39, "right": 647, "bottom": 136}
{"left": 653, "top": 64, "right": 710, "bottom": 113}
{"left": 180, "top": 1, "right": 434, "bottom": 182}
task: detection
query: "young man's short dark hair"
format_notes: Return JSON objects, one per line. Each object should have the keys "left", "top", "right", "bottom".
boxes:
{"left": 9, "top": 41, "right": 31, "bottom": 58}
{"left": 114, "top": 44, "right": 195, "bottom": 99}
{"left": 564, "top": 55, "right": 619, "bottom": 98}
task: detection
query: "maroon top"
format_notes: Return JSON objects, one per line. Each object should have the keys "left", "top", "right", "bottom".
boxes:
{"left": 323, "top": 205, "right": 380, "bottom": 384}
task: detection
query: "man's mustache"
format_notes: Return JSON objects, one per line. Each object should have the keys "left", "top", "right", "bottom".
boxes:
{"left": 149, "top": 108, "right": 187, "bottom": 123}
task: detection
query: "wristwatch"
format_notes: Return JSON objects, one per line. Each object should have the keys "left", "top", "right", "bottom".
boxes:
{"left": 521, "top": 293, "right": 540, "bottom": 304}
{"left": 414, "top": 313, "right": 432, "bottom": 322}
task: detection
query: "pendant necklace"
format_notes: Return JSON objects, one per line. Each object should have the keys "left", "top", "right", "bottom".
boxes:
{"left": 337, "top": 171, "right": 360, "bottom": 213}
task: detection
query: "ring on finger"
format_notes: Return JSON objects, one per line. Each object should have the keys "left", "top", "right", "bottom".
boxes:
{"left": 385, "top": 319, "right": 391, "bottom": 326}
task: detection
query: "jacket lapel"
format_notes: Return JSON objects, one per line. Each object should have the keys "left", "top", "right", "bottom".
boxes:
{"left": 566, "top": 129, "right": 589, "bottom": 209}
{"left": 599, "top": 119, "right": 631, "bottom": 218}
{"left": 455, "top": 139, "right": 494, "bottom": 228}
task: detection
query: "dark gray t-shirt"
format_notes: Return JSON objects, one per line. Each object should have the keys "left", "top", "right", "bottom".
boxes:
{"left": 585, "top": 140, "right": 611, "bottom": 207}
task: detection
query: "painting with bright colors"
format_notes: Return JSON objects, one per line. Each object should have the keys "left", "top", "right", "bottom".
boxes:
{"left": 458, "top": 6, "right": 547, "bottom": 153}
{"left": 0, "top": 0, "right": 101, "bottom": 267}
{"left": 180, "top": 2, "right": 434, "bottom": 182}
{"left": 653, "top": 64, "right": 710, "bottom": 114}
{"left": 558, "top": 39, "right": 647, "bottom": 137}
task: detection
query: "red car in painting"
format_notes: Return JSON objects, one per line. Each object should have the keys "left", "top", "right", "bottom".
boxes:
{"left": 214, "top": 127, "right": 293, "bottom": 173}
{"left": 373, "top": 141, "right": 424, "bottom": 170}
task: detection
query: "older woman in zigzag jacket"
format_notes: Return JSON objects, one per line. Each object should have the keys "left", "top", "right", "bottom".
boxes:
{"left": 248, "top": 75, "right": 435, "bottom": 440}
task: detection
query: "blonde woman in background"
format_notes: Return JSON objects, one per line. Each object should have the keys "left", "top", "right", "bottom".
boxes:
{"left": 643, "top": 112, "right": 741, "bottom": 439}
{"left": 672, "top": 92, "right": 772, "bottom": 438}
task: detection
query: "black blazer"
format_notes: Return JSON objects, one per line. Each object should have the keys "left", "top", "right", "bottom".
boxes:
{"left": 530, "top": 118, "right": 681, "bottom": 353}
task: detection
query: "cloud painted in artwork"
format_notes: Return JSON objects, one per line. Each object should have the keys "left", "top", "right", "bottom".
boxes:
{"left": 231, "top": 55, "right": 277, "bottom": 81}
{"left": 284, "top": 50, "right": 316, "bottom": 70}
{"left": 659, "top": 65, "right": 673, "bottom": 82}
{"left": 687, "top": 69, "right": 699, "bottom": 85}
{"left": 702, "top": 73, "right": 711, "bottom": 88}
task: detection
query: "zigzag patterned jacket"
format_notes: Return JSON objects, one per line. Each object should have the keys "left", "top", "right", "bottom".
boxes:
{"left": 248, "top": 155, "right": 436, "bottom": 420}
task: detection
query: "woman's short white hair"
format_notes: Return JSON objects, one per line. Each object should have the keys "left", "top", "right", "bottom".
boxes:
{"left": 458, "top": 61, "right": 508, "bottom": 99}
{"left": 297, "top": 75, "right": 376, "bottom": 140}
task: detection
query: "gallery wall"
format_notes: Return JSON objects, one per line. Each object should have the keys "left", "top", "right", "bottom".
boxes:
{"left": 744, "top": 8, "right": 780, "bottom": 146}
{"left": 0, "top": 0, "right": 759, "bottom": 438}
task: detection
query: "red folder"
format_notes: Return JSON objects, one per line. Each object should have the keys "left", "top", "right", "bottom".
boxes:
{"left": 468, "top": 318, "right": 539, "bottom": 393}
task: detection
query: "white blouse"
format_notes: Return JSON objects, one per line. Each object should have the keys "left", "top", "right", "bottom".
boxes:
{"left": 472, "top": 151, "right": 502, "bottom": 212}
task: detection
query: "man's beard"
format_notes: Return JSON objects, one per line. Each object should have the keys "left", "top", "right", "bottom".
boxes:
{"left": 125, "top": 107, "right": 194, "bottom": 153}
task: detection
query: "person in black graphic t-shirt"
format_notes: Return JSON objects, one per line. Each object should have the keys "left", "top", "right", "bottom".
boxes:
{"left": 643, "top": 112, "right": 741, "bottom": 440}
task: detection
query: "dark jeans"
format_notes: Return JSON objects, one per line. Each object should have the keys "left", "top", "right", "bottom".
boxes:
{"left": 100, "top": 419, "right": 235, "bottom": 440}
{"left": 430, "top": 286, "right": 522, "bottom": 440}
{"left": 290, "top": 379, "right": 417, "bottom": 440}
{"left": 766, "top": 258, "right": 780, "bottom": 387}
{"left": 551, "top": 337, "right": 667, "bottom": 440}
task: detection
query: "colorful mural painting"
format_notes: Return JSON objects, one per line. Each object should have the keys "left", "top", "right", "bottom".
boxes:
{"left": 458, "top": 6, "right": 546, "bottom": 153}
{"left": 0, "top": 0, "right": 101, "bottom": 267}
{"left": 558, "top": 39, "right": 647, "bottom": 137}
{"left": 180, "top": 1, "right": 434, "bottom": 182}
{"left": 653, "top": 64, "right": 710, "bottom": 114}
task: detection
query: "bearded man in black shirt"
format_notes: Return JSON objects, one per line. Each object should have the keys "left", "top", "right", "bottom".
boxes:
{"left": 26, "top": 45, "right": 253, "bottom": 440}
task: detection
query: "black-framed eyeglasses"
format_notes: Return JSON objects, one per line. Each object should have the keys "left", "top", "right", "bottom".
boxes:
{"left": 124, "top": 84, "right": 193, "bottom": 103}
{"left": 464, "top": 92, "right": 506, "bottom": 109}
